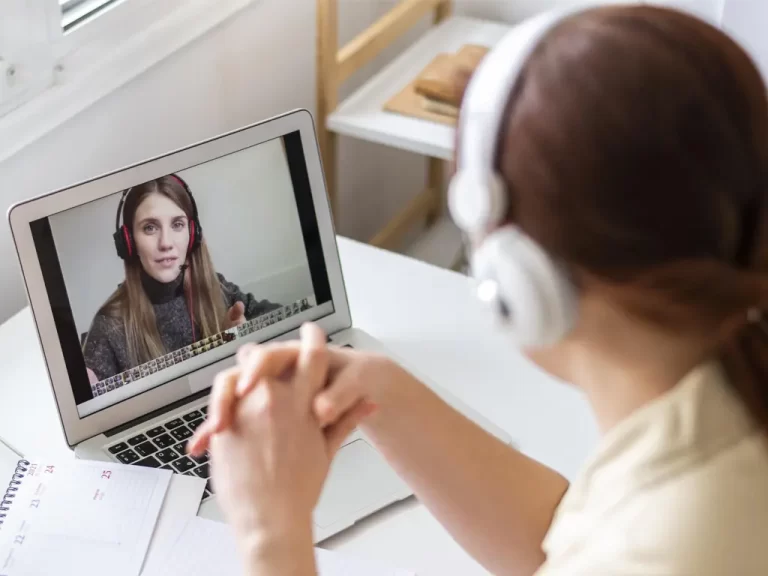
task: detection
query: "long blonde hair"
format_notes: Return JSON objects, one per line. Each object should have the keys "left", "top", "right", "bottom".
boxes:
{"left": 94, "top": 176, "right": 228, "bottom": 366}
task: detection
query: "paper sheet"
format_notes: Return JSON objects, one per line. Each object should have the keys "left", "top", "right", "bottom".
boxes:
{"left": 141, "top": 473, "right": 206, "bottom": 574}
{"left": 315, "top": 547, "right": 417, "bottom": 576}
{"left": 0, "top": 460, "right": 171, "bottom": 576}
{"left": 142, "top": 516, "right": 243, "bottom": 576}
{"left": 144, "top": 516, "right": 416, "bottom": 576}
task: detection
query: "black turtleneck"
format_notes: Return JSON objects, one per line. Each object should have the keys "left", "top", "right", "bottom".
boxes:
{"left": 82, "top": 271, "right": 280, "bottom": 382}
{"left": 140, "top": 268, "right": 186, "bottom": 305}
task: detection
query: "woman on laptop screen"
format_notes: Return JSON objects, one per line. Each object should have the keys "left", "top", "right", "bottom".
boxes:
{"left": 82, "top": 174, "right": 280, "bottom": 382}
{"left": 192, "top": 5, "right": 768, "bottom": 576}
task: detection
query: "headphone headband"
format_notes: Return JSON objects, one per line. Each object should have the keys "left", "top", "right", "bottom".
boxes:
{"left": 447, "top": 6, "right": 584, "bottom": 348}
{"left": 113, "top": 174, "right": 203, "bottom": 261}
{"left": 114, "top": 187, "right": 132, "bottom": 231}
{"left": 450, "top": 6, "right": 585, "bottom": 236}
{"left": 168, "top": 174, "right": 200, "bottom": 223}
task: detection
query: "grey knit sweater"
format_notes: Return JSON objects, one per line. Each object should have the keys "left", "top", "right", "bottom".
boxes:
{"left": 83, "top": 271, "right": 280, "bottom": 380}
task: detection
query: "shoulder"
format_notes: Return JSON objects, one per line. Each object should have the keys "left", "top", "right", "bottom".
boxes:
{"left": 543, "top": 435, "right": 768, "bottom": 576}
{"left": 86, "top": 312, "right": 124, "bottom": 342}
{"left": 216, "top": 272, "right": 238, "bottom": 293}
{"left": 90, "top": 312, "right": 123, "bottom": 331}
{"left": 216, "top": 273, "right": 244, "bottom": 305}
{"left": 659, "top": 433, "right": 768, "bottom": 536}
{"left": 94, "top": 287, "right": 126, "bottom": 323}
{"left": 595, "top": 436, "right": 768, "bottom": 575}
{"left": 544, "top": 364, "right": 768, "bottom": 576}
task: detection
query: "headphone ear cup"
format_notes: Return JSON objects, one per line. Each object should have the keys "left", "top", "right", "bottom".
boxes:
{"left": 471, "top": 226, "right": 577, "bottom": 347}
{"left": 113, "top": 225, "right": 134, "bottom": 260}
{"left": 188, "top": 220, "right": 202, "bottom": 253}
{"left": 188, "top": 221, "right": 195, "bottom": 252}
{"left": 448, "top": 170, "right": 508, "bottom": 234}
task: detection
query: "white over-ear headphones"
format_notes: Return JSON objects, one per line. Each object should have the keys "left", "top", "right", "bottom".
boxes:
{"left": 448, "top": 7, "right": 583, "bottom": 348}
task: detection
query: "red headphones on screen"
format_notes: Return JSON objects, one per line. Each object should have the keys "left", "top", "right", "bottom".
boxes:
{"left": 113, "top": 174, "right": 203, "bottom": 260}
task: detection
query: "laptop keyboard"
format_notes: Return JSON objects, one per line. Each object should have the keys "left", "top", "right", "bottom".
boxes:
{"left": 106, "top": 405, "right": 214, "bottom": 501}
{"left": 106, "top": 344, "right": 356, "bottom": 503}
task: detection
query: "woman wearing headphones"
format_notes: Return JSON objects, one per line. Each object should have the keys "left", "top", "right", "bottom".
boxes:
{"left": 83, "top": 175, "right": 281, "bottom": 382}
{"left": 191, "top": 5, "right": 768, "bottom": 575}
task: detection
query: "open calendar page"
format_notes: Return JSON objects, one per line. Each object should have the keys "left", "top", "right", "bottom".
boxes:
{"left": 0, "top": 460, "right": 171, "bottom": 576}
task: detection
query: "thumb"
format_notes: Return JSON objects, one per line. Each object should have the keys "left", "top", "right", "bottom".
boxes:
{"left": 229, "top": 301, "right": 245, "bottom": 320}
{"left": 325, "top": 401, "right": 378, "bottom": 457}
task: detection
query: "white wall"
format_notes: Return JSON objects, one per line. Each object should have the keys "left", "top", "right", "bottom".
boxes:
{"left": 0, "top": 0, "right": 750, "bottom": 324}
{"left": 49, "top": 138, "right": 311, "bottom": 335}
{"left": 0, "top": 0, "right": 426, "bottom": 324}
{"left": 180, "top": 138, "right": 311, "bottom": 306}
{"left": 721, "top": 2, "right": 768, "bottom": 82}
{"left": 456, "top": 0, "right": 721, "bottom": 21}
{"left": 49, "top": 193, "right": 125, "bottom": 337}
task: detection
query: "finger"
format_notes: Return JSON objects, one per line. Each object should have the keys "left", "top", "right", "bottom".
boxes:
{"left": 236, "top": 342, "right": 258, "bottom": 365}
{"left": 325, "top": 401, "right": 378, "bottom": 456}
{"left": 232, "top": 341, "right": 356, "bottom": 398}
{"left": 192, "top": 344, "right": 358, "bottom": 452}
{"left": 229, "top": 301, "right": 245, "bottom": 321}
{"left": 188, "top": 420, "right": 214, "bottom": 456}
{"left": 295, "top": 323, "right": 329, "bottom": 407}
{"left": 312, "top": 363, "right": 368, "bottom": 427}
{"left": 234, "top": 342, "right": 303, "bottom": 397}
{"left": 188, "top": 366, "right": 239, "bottom": 455}
{"left": 207, "top": 365, "right": 241, "bottom": 431}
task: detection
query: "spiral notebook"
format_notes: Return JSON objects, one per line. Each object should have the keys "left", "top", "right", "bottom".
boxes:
{"left": 0, "top": 440, "right": 21, "bottom": 493}
{"left": 0, "top": 459, "right": 171, "bottom": 576}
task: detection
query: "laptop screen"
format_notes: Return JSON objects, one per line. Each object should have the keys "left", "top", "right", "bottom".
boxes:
{"left": 28, "top": 132, "right": 335, "bottom": 418}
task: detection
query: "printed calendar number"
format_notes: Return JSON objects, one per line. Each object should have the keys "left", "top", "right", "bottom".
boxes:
{"left": 101, "top": 470, "right": 112, "bottom": 480}
{"left": 29, "top": 499, "right": 40, "bottom": 509}
{"left": 44, "top": 465, "right": 55, "bottom": 474}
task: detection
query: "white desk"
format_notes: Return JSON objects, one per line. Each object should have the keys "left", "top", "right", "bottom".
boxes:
{"left": 0, "top": 237, "right": 597, "bottom": 575}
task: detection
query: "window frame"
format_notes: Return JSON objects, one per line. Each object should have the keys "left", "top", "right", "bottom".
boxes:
{"left": 0, "top": 0, "right": 259, "bottom": 163}
{"left": 60, "top": 0, "right": 124, "bottom": 32}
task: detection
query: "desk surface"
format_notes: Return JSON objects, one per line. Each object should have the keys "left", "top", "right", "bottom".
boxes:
{"left": 0, "top": 237, "right": 597, "bottom": 575}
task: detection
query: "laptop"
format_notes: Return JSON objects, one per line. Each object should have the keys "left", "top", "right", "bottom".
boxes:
{"left": 8, "top": 109, "right": 512, "bottom": 542}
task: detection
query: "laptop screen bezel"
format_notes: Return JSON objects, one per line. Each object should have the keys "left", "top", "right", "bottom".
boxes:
{"left": 8, "top": 109, "right": 352, "bottom": 447}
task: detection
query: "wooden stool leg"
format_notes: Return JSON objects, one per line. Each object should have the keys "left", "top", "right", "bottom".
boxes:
{"left": 435, "top": 0, "right": 452, "bottom": 23}
{"left": 317, "top": 0, "right": 339, "bottom": 223}
{"left": 426, "top": 157, "right": 444, "bottom": 226}
{"left": 323, "top": 131, "right": 339, "bottom": 225}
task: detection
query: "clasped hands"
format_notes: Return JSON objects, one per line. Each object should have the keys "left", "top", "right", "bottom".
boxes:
{"left": 187, "top": 323, "right": 384, "bottom": 557}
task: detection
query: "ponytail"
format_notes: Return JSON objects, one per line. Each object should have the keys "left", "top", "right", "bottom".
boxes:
{"left": 720, "top": 311, "right": 768, "bottom": 433}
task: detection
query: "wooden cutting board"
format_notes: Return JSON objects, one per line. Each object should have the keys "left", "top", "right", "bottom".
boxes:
{"left": 383, "top": 53, "right": 459, "bottom": 126}
{"left": 383, "top": 45, "right": 489, "bottom": 126}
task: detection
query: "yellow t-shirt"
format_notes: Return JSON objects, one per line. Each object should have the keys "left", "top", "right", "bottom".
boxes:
{"left": 536, "top": 361, "right": 768, "bottom": 575}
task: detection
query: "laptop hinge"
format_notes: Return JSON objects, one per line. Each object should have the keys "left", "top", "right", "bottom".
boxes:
{"left": 106, "top": 335, "right": 334, "bottom": 437}
{"left": 103, "top": 389, "right": 209, "bottom": 437}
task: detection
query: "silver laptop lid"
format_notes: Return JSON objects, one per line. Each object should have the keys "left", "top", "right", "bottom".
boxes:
{"left": 8, "top": 109, "right": 351, "bottom": 447}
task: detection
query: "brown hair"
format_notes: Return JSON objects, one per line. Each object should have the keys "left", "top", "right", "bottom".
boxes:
{"left": 489, "top": 6, "right": 768, "bottom": 427}
{"left": 92, "top": 176, "right": 228, "bottom": 365}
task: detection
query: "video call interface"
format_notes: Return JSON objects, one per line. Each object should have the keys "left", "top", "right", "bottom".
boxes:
{"left": 29, "top": 132, "right": 334, "bottom": 416}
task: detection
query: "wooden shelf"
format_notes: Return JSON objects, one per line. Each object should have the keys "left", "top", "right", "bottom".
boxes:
{"left": 327, "top": 16, "right": 512, "bottom": 160}
{"left": 318, "top": 3, "right": 507, "bottom": 270}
